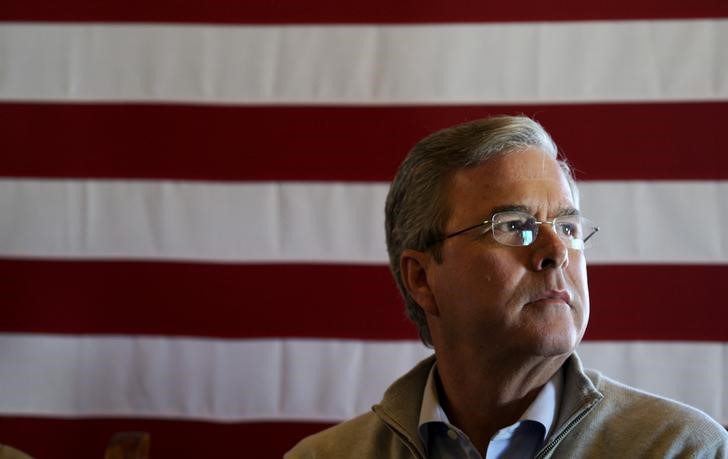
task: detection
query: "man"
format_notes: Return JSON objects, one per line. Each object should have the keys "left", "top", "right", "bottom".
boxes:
{"left": 286, "top": 116, "right": 728, "bottom": 458}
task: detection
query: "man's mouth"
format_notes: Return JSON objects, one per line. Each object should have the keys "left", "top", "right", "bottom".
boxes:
{"left": 528, "top": 289, "right": 571, "bottom": 306}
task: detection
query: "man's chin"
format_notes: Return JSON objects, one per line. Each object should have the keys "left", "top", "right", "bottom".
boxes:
{"left": 526, "top": 329, "right": 582, "bottom": 358}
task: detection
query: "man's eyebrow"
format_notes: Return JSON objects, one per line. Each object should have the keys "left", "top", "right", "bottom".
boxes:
{"left": 486, "top": 205, "right": 581, "bottom": 217}
{"left": 489, "top": 204, "right": 531, "bottom": 215}
{"left": 559, "top": 207, "right": 581, "bottom": 216}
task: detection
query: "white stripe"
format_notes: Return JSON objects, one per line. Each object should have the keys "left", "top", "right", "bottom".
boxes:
{"left": 0, "top": 335, "right": 723, "bottom": 424}
{"left": 584, "top": 181, "right": 728, "bottom": 264}
{"left": 0, "top": 335, "right": 433, "bottom": 422}
{"left": 0, "top": 180, "right": 389, "bottom": 263}
{"left": 1, "top": 20, "right": 726, "bottom": 104}
{"left": 1, "top": 179, "right": 726, "bottom": 264}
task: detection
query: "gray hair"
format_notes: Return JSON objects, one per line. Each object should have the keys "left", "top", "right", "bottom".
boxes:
{"left": 384, "top": 115, "right": 578, "bottom": 346}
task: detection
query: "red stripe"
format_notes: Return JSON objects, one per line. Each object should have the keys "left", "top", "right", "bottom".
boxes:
{"left": 0, "top": 416, "right": 330, "bottom": 459}
{"left": 1, "top": 102, "right": 727, "bottom": 181}
{"left": 1, "top": 260, "right": 415, "bottom": 340}
{"left": 584, "top": 265, "right": 728, "bottom": 341}
{"left": 1, "top": 0, "right": 726, "bottom": 23}
{"left": 2, "top": 259, "right": 726, "bottom": 341}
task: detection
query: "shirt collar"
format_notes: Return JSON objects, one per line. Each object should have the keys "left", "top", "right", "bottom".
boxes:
{"left": 521, "top": 365, "right": 563, "bottom": 439}
{"left": 418, "top": 362, "right": 563, "bottom": 444}
{"left": 419, "top": 363, "right": 448, "bottom": 424}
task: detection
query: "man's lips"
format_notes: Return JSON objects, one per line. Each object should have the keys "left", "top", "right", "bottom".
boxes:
{"left": 527, "top": 289, "right": 572, "bottom": 306}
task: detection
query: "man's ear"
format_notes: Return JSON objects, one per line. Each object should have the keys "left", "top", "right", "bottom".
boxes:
{"left": 400, "top": 249, "right": 439, "bottom": 316}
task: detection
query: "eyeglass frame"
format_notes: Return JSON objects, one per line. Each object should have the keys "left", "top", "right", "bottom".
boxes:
{"left": 431, "top": 209, "right": 599, "bottom": 249}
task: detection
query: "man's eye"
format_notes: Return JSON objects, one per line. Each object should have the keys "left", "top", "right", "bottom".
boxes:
{"left": 496, "top": 219, "right": 528, "bottom": 232}
{"left": 559, "top": 222, "right": 580, "bottom": 238}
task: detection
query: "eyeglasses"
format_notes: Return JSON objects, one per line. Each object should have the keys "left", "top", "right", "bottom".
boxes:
{"left": 438, "top": 210, "right": 599, "bottom": 250}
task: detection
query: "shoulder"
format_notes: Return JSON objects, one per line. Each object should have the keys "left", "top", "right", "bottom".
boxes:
{"left": 589, "top": 369, "right": 724, "bottom": 428}
{"left": 284, "top": 412, "right": 394, "bottom": 459}
{"left": 0, "top": 445, "right": 33, "bottom": 459}
{"left": 285, "top": 355, "right": 434, "bottom": 459}
{"left": 580, "top": 369, "right": 728, "bottom": 454}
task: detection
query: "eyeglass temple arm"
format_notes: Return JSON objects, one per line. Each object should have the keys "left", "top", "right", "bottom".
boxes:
{"left": 583, "top": 226, "right": 600, "bottom": 243}
{"left": 442, "top": 221, "right": 491, "bottom": 241}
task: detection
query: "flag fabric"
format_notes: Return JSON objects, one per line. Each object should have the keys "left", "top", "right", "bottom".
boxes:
{"left": 1, "top": 2, "right": 727, "bottom": 457}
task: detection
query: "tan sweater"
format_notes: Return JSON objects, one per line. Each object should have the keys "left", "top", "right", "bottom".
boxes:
{"left": 286, "top": 354, "right": 728, "bottom": 458}
{"left": 0, "top": 445, "right": 33, "bottom": 459}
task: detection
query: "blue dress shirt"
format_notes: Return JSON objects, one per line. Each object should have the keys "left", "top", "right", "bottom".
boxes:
{"left": 417, "top": 364, "right": 563, "bottom": 459}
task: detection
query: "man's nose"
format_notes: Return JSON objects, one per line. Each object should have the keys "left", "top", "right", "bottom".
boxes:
{"left": 530, "top": 223, "right": 569, "bottom": 271}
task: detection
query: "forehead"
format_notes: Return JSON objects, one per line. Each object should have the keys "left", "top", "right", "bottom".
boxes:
{"left": 445, "top": 148, "right": 575, "bottom": 222}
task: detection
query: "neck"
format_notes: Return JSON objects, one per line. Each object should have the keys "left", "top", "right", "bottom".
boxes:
{"left": 434, "top": 350, "right": 568, "bottom": 453}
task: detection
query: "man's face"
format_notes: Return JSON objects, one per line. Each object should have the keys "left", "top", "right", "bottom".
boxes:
{"left": 425, "top": 147, "right": 590, "bottom": 359}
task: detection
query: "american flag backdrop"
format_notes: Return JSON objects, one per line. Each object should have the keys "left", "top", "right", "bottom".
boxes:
{"left": 1, "top": 1, "right": 727, "bottom": 457}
